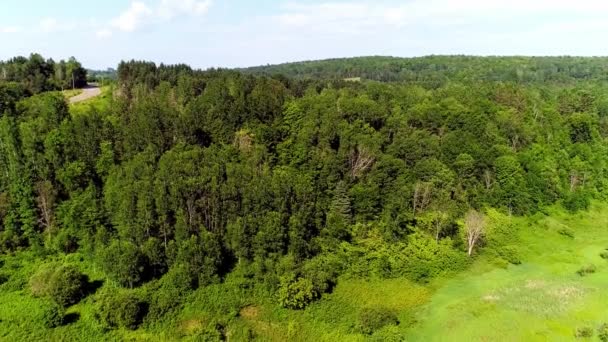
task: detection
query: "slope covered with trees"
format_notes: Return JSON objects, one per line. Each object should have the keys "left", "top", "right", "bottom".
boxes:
{"left": 1, "top": 55, "right": 608, "bottom": 339}
{"left": 243, "top": 55, "right": 608, "bottom": 85}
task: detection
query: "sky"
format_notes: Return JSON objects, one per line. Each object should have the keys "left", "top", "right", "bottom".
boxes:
{"left": 2, "top": 0, "right": 608, "bottom": 70}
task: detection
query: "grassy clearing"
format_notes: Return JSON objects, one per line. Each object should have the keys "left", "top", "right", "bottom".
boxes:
{"left": 61, "top": 89, "right": 83, "bottom": 99}
{"left": 405, "top": 203, "right": 608, "bottom": 341}
{"left": 69, "top": 86, "right": 112, "bottom": 115}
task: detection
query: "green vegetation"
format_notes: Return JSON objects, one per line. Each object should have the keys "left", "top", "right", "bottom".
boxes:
{"left": 2, "top": 55, "right": 608, "bottom": 340}
{"left": 0, "top": 53, "right": 87, "bottom": 94}
{"left": 243, "top": 55, "right": 608, "bottom": 84}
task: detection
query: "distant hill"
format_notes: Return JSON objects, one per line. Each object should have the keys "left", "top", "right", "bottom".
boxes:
{"left": 241, "top": 55, "right": 608, "bottom": 85}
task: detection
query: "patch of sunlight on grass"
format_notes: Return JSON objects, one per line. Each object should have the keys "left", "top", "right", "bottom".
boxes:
{"left": 405, "top": 202, "right": 608, "bottom": 341}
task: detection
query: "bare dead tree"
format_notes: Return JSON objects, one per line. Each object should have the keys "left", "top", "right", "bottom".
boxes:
{"left": 465, "top": 209, "right": 485, "bottom": 257}
{"left": 434, "top": 211, "right": 449, "bottom": 242}
{"left": 35, "top": 181, "right": 57, "bottom": 240}
{"left": 413, "top": 182, "right": 433, "bottom": 216}
{"left": 483, "top": 170, "right": 493, "bottom": 190}
{"left": 570, "top": 171, "right": 580, "bottom": 192}
{"left": 349, "top": 146, "right": 375, "bottom": 179}
{"left": 234, "top": 130, "right": 253, "bottom": 153}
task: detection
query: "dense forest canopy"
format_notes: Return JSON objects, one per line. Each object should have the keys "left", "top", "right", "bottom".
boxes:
{"left": 1, "top": 54, "right": 608, "bottom": 339}
{"left": 243, "top": 55, "right": 608, "bottom": 85}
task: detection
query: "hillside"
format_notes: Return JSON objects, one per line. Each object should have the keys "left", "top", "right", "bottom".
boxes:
{"left": 242, "top": 55, "right": 608, "bottom": 85}
{"left": 1, "top": 55, "right": 608, "bottom": 340}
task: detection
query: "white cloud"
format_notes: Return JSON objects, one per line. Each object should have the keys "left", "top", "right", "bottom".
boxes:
{"left": 111, "top": 1, "right": 153, "bottom": 32}
{"left": 39, "top": 17, "right": 78, "bottom": 33}
{"left": 40, "top": 18, "right": 59, "bottom": 33}
{"left": 0, "top": 26, "right": 21, "bottom": 34}
{"left": 100, "top": 0, "right": 213, "bottom": 37}
{"left": 96, "top": 29, "right": 113, "bottom": 39}
{"left": 157, "top": 0, "right": 212, "bottom": 20}
{"left": 276, "top": 0, "right": 608, "bottom": 34}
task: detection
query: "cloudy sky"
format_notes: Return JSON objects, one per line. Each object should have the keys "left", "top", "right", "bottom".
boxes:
{"left": 1, "top": 0, "right": 608, "bottom": 69}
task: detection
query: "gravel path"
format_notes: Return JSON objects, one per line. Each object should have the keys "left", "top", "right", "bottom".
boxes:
{"left": 69, "top": 85, "right": 102, "bottom": 104}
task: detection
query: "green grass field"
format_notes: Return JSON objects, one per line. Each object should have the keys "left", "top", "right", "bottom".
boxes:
{"left": 1, "top": 204, "right": 608, "bottom": 341}
{"left": 69, "top": 85, "right": 112, "bottom": 115}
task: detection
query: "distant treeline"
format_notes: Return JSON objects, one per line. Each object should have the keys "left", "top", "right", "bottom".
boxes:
{"left": 0, "top": 53, "right": 87, "bottom": 95}
{"left": 242, "top": 55, "right": 608, "bottom": 85}
{"left": 87, "top": 68, "right": 117, "bottom": 83}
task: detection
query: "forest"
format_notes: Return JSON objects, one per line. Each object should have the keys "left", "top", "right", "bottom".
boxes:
{"left": 1, "top": 54, "right": 608, "bottom": 340}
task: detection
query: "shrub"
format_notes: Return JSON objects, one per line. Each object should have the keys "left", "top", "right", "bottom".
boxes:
{"left": 146, "top": 264, "right": 194, "bottom": 321}
{"left": 96, "top": 292, "right": 145, "bottom": 330}
{"left": 358, "top": 307, "right": 399, "bottom": 335}
{"left": 557, "top": 228, "right": 575, "bottom": 239}
{"left": 29, "top": 263, "right": 57, "bottom": 297}
{"left": 278, "top": 275, "right": 317, "bottom": 309}
{"left": 48, "top": 265, "right": 88, "bottom": 307}
{"left": 576, "top": 264, "right": 596, "bottom": 277}
{"left": 99, "top": 240, "right": 147, "bottom": 288}
{"left": 563, "top": 190, "right": 591, "bottom": 213}
{"left": 41, "top": 300, "right": 65, "bottom": 328}
{"left": 498, "top": 246, "right": 521, "bottom": 265}
{"left": 31, "top": 264, "right": 87, "bottom": 307}
{"left": 54, "top": 230, "right": 79, "bottom": 253}
{"left": 574, "top": 326, "right": 593, "bottom": 338}
{"left": 302, "top": 254, "right": 341, "bottom": 295}
{"left": 598, "top": 323, "right": 608, "bottom": 342}
{"left": 389, "top": 235, "right": 468, "bottom": 282}
{"left": 600, "top": 250, "right": 608, "bottom": 260}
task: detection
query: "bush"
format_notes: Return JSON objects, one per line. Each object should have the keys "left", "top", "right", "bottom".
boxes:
{"left": 497, "top": 246, "right": 521, "bottom": 265}
{"left": 389, "top": 235, "right": 468, "bottom": 282}
{"left": 146, "top": 264, "right": 194, "bottom": 321}
{"left": 576, "top": 264, "right": 596, "bottom": 277}
{"left": 99, "top": 240, "right": 147, "bottom": 288}
{"left": 302, "top": 255, "right": 341, "bottom": 295}
{"left": 574, "top": 326, "right": 593, "bottom": 338}
{"left": 41, "top": 300, "right": 65, "bottom": 328}
{"left": 563, "top": 190, "right": 591, "bottom": 213}
{"left": 598, "top": 323, "right": 608, "bottom": 342}
{"left": 600, "top": 250, "right": 608, "bottom": 260}
{"left": 358, "top": 307, "right": 399, "bottom": 335}
{"left": 557, "top": 228, "right": 575, "bottom": 239}
{"left": 96, "top": 292, "right": 145, "bottom": 330}
{"left": 31, "top": 264, "right": 87, "bottom": 307}
{"left": 54, "top": 230, "right": 80, "bottom": 254}
{"left": 30, "top": 263, "right": 57, "bottom": 297}
{"left": 48, "top": 265, "right": 88, "bottom": 307}
{"left": 278, "top": 275, "right": 317, "bottom": 309}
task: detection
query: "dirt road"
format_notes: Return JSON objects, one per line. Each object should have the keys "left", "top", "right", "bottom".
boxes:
{"left": 69, "top": 85, "right": 102, "bottom": 104}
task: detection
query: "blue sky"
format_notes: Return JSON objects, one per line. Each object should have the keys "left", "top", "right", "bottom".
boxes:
{"left": 2, "top": 0, "right": 608, "bottom": 69}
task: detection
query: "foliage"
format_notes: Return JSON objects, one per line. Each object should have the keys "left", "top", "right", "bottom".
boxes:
{"left": 95, "top": 291, "right": 146, "bottom": 330}
{"left": 575, "top": 326, "right": 593, "bottom": 338}
{"left": 30, "top": 263, "right": 87, "bottom": 307}
{"left": 598, "top": 323, "right": 608, "bottom": 342}
{"left": 357, "top": 307, "right": 399, "bottom": 335}
{"left": 4, "top": 54, "right": 608, "bottom": 339}
{"left": 40, "top": 299, "right": 65, "bottom": 328}
{"left": 99, "top": 240, "right": 147, "bottom": 288}
{"left": 48, "top": 265, "right": 88, "bottom": 307}
{"left": 576, "top": 264, "right": 596, "bottom": 277}
{"left": 278, "top": 275, "right": 317, "bottom": 309}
